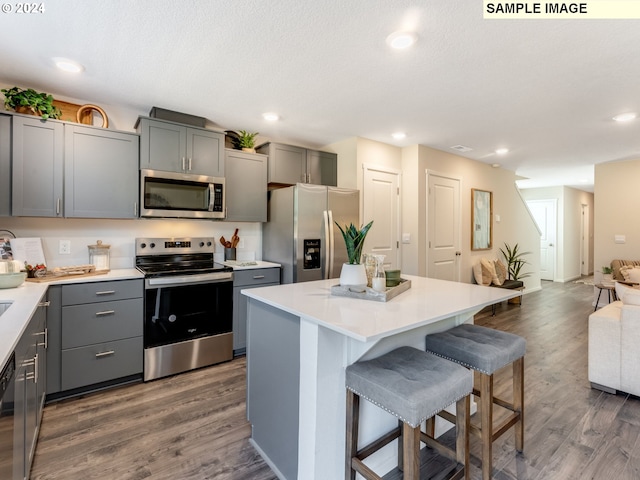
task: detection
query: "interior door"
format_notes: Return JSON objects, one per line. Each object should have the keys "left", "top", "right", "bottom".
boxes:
{"left": 362, "top": 166, "right": 400, "bottom": 269}
{"left": 427, "top": 172, "right": 461, "bottom": 281}
{"left": 527, "top": 199, "right": 556, "bottom": 281}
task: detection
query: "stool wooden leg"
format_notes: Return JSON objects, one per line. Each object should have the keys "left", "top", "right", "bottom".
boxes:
{"left": 402, "top": 423, "right": 421, "bottom": 479}
{"left": 456, "top": 395, "right": 470, "bottom": 480}
{"left": 346, "top": 390, "right": 359, "bottom": 480}
{"left": 514, "top": 357, "right": 525, "bottom": 452}
{"left": 398, "top": 419, "right": 404, "bottom": 472}
{"left": 480, "top": 373, "right": 494, "bottom": 480}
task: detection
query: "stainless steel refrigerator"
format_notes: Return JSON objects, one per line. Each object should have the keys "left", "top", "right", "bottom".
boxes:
{"left": 263, "top": 183, "right": 360, "bottom": 284}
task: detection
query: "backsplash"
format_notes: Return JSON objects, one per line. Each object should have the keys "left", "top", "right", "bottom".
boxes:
{"left": 0, "top": 217, "right": 262, "bottom": 269}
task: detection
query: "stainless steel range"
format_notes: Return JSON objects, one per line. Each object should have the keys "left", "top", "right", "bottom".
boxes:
{"left": 135, "top": 237, "right": 233, "bottom": 381}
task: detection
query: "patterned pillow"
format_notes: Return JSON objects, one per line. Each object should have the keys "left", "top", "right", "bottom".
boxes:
{"left": 494, "top": 259, "right": 507, "bottom": 286}
{"left": 481, "top": 258, "right": 498, "bottom": 285}
{"left": 620, "top": 266, "right": 640, "bottom": 282}
{"left": 473, "top": 261, "right": 492, "bottom": 286}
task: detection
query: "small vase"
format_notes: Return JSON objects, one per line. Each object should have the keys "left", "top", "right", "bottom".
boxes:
{"left": 339, "top": 263, "right": 367, "bottom": 288}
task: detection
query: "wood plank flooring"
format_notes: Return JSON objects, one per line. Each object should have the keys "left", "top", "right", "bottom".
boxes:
{"left": 30, "top": 280, "right": 640, "bottom": 479}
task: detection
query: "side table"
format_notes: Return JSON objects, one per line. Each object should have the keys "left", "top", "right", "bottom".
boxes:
{"left": 595, "top": 283, "right": 616, "bottom": 311}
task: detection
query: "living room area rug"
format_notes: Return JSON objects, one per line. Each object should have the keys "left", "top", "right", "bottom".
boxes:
{"left": 574, "top": 275, "right": 594, "bottom": 285}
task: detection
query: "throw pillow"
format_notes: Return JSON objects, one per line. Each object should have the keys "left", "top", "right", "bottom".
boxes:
{"left": 628, "top": 267, "right": 640, "bottom": 284}
{"left": 615, "top": 281, "right": 633, "bottom": 301}
{"left": 473, "top": 260, "right": 492, "bottom": 286}
{"left": 473, "top": 263, "right": 485, "bottom": 285}
{"left": 481, "top": 258, "right": 499, "bottom": 285}
{"left": 619, "top": 265, "right": 636, "bottom": 282}
{"left": 494, "top": 259, "right": 507, "bottom": 286}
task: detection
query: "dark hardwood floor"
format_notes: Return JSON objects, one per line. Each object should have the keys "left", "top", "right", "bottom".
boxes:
{"left": 31, "top": 279, "right": 640, "bottom": 479}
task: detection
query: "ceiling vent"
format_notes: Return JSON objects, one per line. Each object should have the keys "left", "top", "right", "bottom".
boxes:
{"left": 450, "top": 145, "right": 473, "bottom": 152}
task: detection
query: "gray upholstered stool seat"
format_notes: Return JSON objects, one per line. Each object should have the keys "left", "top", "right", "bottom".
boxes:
{"left": 425, "top": 324, "right": 526, "bottom": 480}
{"left": 345, "top": 346, "right": 472, "bottom": 480}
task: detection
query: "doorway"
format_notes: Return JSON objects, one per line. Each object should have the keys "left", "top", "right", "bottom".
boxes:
{"left": 427, "top": 171, "right": 461, "bottom": 281}
{"left": 527, "top": 199, "right": 557, "bottom": 281}
{"left": 581, "top": 204, "right": 590, "bottom": 275}
{"left": 362, "top": 164, "right": 400, "bottom": 269}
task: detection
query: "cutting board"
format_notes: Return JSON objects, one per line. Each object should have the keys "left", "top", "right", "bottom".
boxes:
{"left": 26, "top": 270, "right": 109, "bottom": 283}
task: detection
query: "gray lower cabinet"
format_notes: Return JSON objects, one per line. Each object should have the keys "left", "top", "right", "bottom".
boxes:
{"left": 64, "top": 125, "right": 139, "bottom": 218}
{"left": 14, "top": 291, "right": 47, "bottom": 480}
{"left": 224, "top": 148, "right": 268, "bottom": 222}
{"left": 137, "top": 117, "right": 225, "bottom": 177}
{"left": 232, "top": 268, "right": 280, "bottom": 354}
{"left": 46, "top": 279, "right": 143, "bottom": 396}
{"left": 0, "top": 114, "right": 11, "bottom": 216}
{"left": 256, "top": 142, "right": 337, "bottom": 186}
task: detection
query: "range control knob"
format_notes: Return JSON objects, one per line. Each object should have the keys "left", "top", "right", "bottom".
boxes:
{"left": 207, "top": 241, "right": 212, "bottom": 247}
{"left": 140, "top": 243, "right": 147, "bottom": 249}
{"left": 199, "top": 241, "right": 205, "bottom": 247}
{"left": 149, "top": 242, "right": 156, "bottom": 249}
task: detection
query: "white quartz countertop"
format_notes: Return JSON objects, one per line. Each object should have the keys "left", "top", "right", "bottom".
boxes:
{"left": 0, "top": 268, "right": 143, "bottom": 370}
{"left": 242, "top": 275, "right": 520, "bottom": 342}
{"left": 223, "top": 260, "right": 281, "bottom": 270}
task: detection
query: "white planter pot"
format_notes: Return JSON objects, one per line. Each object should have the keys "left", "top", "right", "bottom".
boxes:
{"left": 602, "top": 273, "right": 614, "bottom": 286}
{"left": 339, "top": 263, "right": 367, "bottom": 288}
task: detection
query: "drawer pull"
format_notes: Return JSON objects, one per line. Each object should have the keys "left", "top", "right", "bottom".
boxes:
{"left": 252, "top": 275, "right": 265, "bottom": 279}
{"left": 95, "top": 310, "right": 116, "bottom": 317}
{"left": 95, "top": 290, "right": 116, "bottom": 296}
{"left": 38, "top": 301, "right": 51, "bottom": 307}
{"left": 95, "top": 350, "right": 115, "bottom": 358}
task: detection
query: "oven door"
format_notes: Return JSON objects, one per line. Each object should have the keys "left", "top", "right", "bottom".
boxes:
{"left": 144, "top": 273, "right": 233, "bottom": 348}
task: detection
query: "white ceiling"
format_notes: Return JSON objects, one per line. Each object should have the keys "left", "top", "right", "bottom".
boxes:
{"left": 1, "top": 0, "right": 639, "bottom": 192}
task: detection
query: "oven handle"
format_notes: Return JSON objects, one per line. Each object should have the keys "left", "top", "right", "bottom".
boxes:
{"left": 146, "top": 271, "right": 233, "bottom": 288}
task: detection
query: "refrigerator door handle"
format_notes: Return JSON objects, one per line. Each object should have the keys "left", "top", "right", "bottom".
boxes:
{"left": 328, "top": 209, "right": 335, "bottom": 278}
{"left": 323, "top": 210, "right": 330, "bottom": 279}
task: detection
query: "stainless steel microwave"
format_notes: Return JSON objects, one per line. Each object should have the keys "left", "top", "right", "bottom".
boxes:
{"left": 140, "top": 169, "right": 225, "bottom": 219}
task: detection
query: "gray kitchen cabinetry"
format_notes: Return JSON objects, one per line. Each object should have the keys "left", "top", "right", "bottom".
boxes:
{"left": 46, "top": 279, "right": 143, "bottom": 396}
{"left": 65, "top": 125, "right": 139, "bottom": 218}
{"left": 137, "top": 117, "right": 224, "bottom": 177}
{"left": 11, "top": 113, "right": 140, "bottom": 219}
{"left": 0, "top": 114, "right": 11, "bottom": 216}
{"left": 12, "top": 115, "right": 64, "bottom": 217}
{"left": 224, "top": 148, "right": 268, "bottom": 222}
{"left": 232, "top": 267, "right": 280, "bottom": 354}
{"left": 14, "top": 292, "right": 48, "bottom": 480}
{"left": 256, "top": 142, "right": 337, "bottom": 186}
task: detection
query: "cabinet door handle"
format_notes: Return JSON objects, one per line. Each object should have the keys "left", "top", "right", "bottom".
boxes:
{"left": 37, "top": 328, "right": 48, "bottom": 349}
{"left": 252, "top": 275, "right": 265, "bottom": 279}
{"left": 134, "top": 202, "right": 138, "bottom": 216}
{"left": 56, "top": 198, "right": 61, "bottom": 215}
{"left": 34, "top": 353, "right": 38, "bottom": 383}
{"left": 95, "top": 310, "right": 115, "bottom": 317}
{"left": 95, "top": 350, "right": 115, "bottom": 358}
{"left": 188, "top": 158, "right": 192, "bottom": 171}
{"left": 38, "top": 301, "right": 50, "bottom": 307}
{"left": 181, "top": 157, "right": 186, "bottom": 171}
{"left": 95, "top": 290, "right": 116, "bottom": 296}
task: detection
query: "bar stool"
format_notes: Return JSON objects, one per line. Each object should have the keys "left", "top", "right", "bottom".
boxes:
{"left": 345, "top": 346, "right": 472, "bottom": 480}
{"left": 424, "top": 324, "right": 526, "bottom": 480}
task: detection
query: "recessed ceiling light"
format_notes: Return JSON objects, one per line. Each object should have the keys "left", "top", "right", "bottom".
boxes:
{"left": 53, "top": 57, "right": 84, "bottom": 73}
{"left": 495, "top": 148, "right": 509, "bottom": 155}
{"left": 262, "top": 112, "right": 279, "bottom": 122}
{"left": 450, "top": 145, "right": 473, "bottom": 152}
{"left": 613, "top": 112, "right": 636, "bottom": 122}
{"left": 386, "top": 31, "right": 417, "bottom": 49}
{"left": 391, "top": 132, "right": 406, "bottom": 140}
{"left": 492, "top": 163, "right": 501, "bottom": 168}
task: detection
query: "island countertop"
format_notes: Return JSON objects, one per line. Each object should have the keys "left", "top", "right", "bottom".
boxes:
{"left": 242, "top": 274, "right": 518, "bottom": 343}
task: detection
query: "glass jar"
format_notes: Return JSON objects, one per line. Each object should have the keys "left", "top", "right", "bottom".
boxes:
{"left": 372, "top": 255, "right": 386, "bottom": 292}
{"left": 88, "top": 240, "right": 110, "bottom": 271}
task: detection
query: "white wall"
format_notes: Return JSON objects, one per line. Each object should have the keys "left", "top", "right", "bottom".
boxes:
{"left": 0, "top": 217, "right": 262, "bottom": 269}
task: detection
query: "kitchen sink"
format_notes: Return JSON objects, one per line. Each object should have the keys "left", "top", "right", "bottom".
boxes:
{"left": 0, "top": 301, "right": 13, "bottom": 317}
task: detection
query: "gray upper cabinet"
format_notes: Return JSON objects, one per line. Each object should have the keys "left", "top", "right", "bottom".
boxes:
{"left": 12, "top": 115, "right": 64, "bottom": 217}
{"left": 65, "top": 125, "right": 139, "bottom": 218}
{"left": 137, "top": 117, "right": 224, "bottom": 177}
{"left": 256, "top": 142, "right": 337, "bottom": 186}
{"left": 307, "top": 149, "right": 337, "bottom": 187}
{"left": 224, "top": 149, "right": 268, "bottom": 222}
{"left": 0, "top": 114, "right": 10, "bottom": 216}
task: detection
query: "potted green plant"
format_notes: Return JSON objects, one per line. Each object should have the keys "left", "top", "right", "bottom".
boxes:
{"left": 499, "top": 242, "right": 531, "bottom": 281}
{"left": 1, "top": 86, "right": 62, "bottom": 120}
{"left": 336, "top": 220, "right": 373, "bottom": 287}
{"left": 224, "top": 130, "right": 259, "bottom": 152}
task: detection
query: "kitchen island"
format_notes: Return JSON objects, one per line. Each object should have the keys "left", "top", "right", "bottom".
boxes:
{"left": 242, "top": 275, "right": 520, "bottom": 480}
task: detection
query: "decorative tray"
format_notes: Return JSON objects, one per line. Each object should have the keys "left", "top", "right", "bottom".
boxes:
{"left": 26, "top": 265, "right": 109, "bottom": 283}
{"left": 331, "top": 278, "right": 411, "bottom": 302}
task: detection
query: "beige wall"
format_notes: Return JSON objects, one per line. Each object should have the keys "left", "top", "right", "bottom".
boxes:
{"left": 594, "top": 159, "right": 640, "bottom": 274}
{"left": 330, "top": 139, "right": 542, "bottom": 291}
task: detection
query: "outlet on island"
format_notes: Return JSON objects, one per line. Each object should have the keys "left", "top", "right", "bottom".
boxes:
{"left": 59, "top": 240, "right": 71, "bottom": 255}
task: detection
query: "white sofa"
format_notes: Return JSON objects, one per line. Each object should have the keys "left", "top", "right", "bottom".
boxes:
{"left": 588, "top": 283, "right": 640, "bottom": 396}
